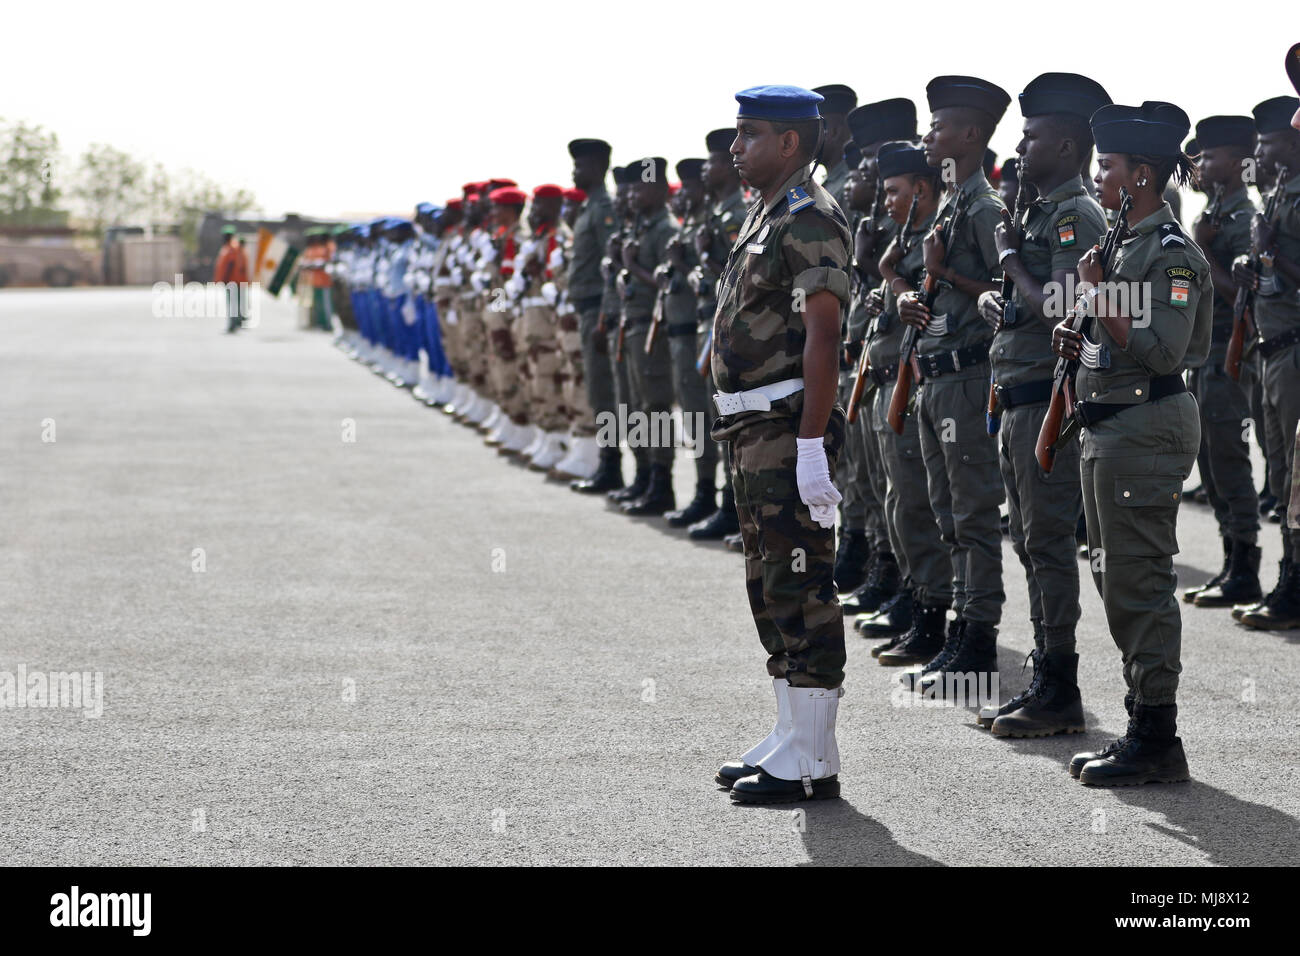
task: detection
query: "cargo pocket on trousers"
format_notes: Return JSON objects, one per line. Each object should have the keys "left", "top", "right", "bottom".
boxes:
{"left": 1110, "top": 474, "right": 1182, "bottom": 556}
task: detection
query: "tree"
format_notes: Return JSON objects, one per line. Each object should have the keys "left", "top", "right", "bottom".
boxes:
{"left": 0, "top": 118, "right": 66, "bottom": 226}
{"left": 71, "top": 143, "right": 146, "bottom": 234}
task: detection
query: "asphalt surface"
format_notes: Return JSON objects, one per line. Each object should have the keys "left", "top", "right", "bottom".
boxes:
{"left": 2, "top": 287, "right": 1297, "bottom": 866}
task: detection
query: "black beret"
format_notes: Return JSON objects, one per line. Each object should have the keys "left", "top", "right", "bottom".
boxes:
{"left": 675, "top": 158, "right": 705, "bottom": 181}
{"left": 705, "top": 128, "right": 735, "bottom": 154}
{"left": 1288, "top": 43, "right": 1300, "bottom": 97}
{"left": 1000, "top": 156, "right": 1019, "bottom": 180}
{"left": 842, "top": 140, "right": 862, "bottom": 169}
{"left": 984, "top": 148, "right": 997, "bottom": 177}
{"left": 876, "top": 141, "right": 933, "bottom": 180}
{"left": 1254, "top": 96, "right": 1300, "bottom": 135}
{"left": 632, "top": 156, "right": 670, "bottom": 185}
{"left": 611, "top": 164, "right": 634, "bottom": 186}
{"left": 926, "top": 75, "right": 1011, "bottom": 122}
{"left": 1194, "top": 115, "right": 1256, "bottom": 151}
{"left": 812, "top": 84, "right": 858, "bottom": 116}
{"left": 568, "top": 138, "right": 612, "bottom": 162}
{"left": 1092, "top": 101, "right": 1190, "bottom": 157}
{"left": 1184, "top": 137, "right": 1200, "bottom": 159}
{"left": 847, "top": 98, "right": 917, "bottom": 148}
{"left": 1019, "top": 72, "right": 1111, "bottom": 120}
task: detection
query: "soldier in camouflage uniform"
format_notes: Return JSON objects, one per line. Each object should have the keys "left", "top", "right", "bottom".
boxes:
{"left": 896, "top": 76, "right": 1010, "bottom": 698}
{"left": 708, "top": 86, "right": 851, "bottom": 805}
{"left": 687, "top": 128, "right": 748, "bottom": 541}
{"left": 548, "top": 187, "right": 600, "bottom": 479}
{"left": 482, "top": 186, "right": 537, "bottom": 455}
{"left": 1179, "top": 116, "right": 1263, "bottom": 608}
{"left": 1056, "top": 101, "right": 1208, "bottom": 785}
{"left": 455, "top": 185, "right": 497, "bottom": 427}
{"left": 432, "top": 199, "right": 473, "bottom": 416}
{"left": 976, "top": 73, "right": 1111, "bottom": 737}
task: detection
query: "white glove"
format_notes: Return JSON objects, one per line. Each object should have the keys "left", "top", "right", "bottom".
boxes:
{"left": 795, "top": 437, "right": 841, "bottom": 529}
{"left": 541, "top": 281, "right": 559, "bottom": 306}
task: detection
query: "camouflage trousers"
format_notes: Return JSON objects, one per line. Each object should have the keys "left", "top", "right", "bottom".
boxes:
{"left": 871, "top": 383, "right": 954, "bottom": 607}
{"left": 557, "top": 302, "right": 594, "bottom": 435}
{"left": 483, "top": 301, "right": 528, "bottom": 424}
{"left": 436, "top": 298, "right": 466, "bottom": 383}
{"left": 458, "top": 300, "right": 491, "bottom": 396}
{"left": 714, "top": 397, "right": 847, "bottom": 689}
{"left": 520, "top": 300, "right": 568, "bottom": 433}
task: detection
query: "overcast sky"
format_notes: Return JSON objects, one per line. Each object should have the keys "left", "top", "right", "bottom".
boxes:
{"left": 6, "top": 1, "right": 1296, "bottom": 221}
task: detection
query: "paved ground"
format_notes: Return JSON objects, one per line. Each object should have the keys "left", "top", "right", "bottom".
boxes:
{"left": 1, "top": 287, "right": 1296, "bottom": 866}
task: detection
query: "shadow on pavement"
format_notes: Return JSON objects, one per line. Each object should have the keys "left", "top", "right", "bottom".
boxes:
{"left": 796, "top": 799, "right": 944, "bottom": 866}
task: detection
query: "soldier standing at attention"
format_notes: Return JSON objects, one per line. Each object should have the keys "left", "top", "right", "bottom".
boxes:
{"left": 1055, "top": 101, "right": 1209, "bottom": 786}
{"left": 1234, "top": 94, "right": 1300, "bottom": 629}
{"left": 213, "top": 225, "right": 249, "bottom": 334}
{"left": 686, "top": 129, "right": 749, "bottom": 541}
{"left": 662, "top": 157, "right": 722, "bottom": 527}
{"left": 976, "top": 73, "right": 1111, "bottom": 737}
{"left": 897, "top": 76, "right": 1010, "bottom": 696}
{"left": 1180, "top": 116, "right": 1262, "bottom": 609}
{"left": 708, "top": 86, "right": 851, "bottom": 805}
{"left": 564, "top": 140, "right": 623, "bottom": 492}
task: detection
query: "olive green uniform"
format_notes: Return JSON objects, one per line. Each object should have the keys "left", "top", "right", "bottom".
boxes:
{"left": 867, "top": 209, "right": 954, "bottom": 604}
{"left": 1077, "top": 203, "right": 1211, "bottom": 705}
{"left": 914, "top": 171, "right": 1006, "bottom": 625}
{"left": 993, "top": 176, "right": 1105, "bottom": 647}
{"left": 568, "top": 186, "right": 618, "bottom": 439}
{"left": 1192, "top": 189, "right": 1259, "bottom": 543}
{"left": 711, "top": 169, "right": 852, "bottom": 688}
{"left": 621, "top": 207, "right": 679, "bottom": 468}
{"left": 666, "top": 206, "right": 718, "bottom": 481}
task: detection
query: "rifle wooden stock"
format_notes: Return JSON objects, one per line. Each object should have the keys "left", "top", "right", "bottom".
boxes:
{"left": 887, "top": 326, "right": 918, "bottom": 434}
{"left": 846, "top": 346, "right": 870, "bottom": 424}
{"left": 1036, "top": 389, "right": 1067, "bottom": 472}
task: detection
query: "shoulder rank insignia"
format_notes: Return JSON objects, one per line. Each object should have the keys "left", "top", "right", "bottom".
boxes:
{"left": 1157, "top": 222, "right": 1186, "bottom": 248}
{"left": 1056, "top": 214, "right": 1079, "bottom": 247}
{"left": 787, "top": 186, "right": 814, "bottom": 213}
{"left": 1167, "top": 266, "right": 1195, "bottom": 307}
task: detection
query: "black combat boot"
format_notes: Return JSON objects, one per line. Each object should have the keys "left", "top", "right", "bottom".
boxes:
{"left": 991, "top": 648, "right": 1086, "bottom": 737}
{"left": 902, "top": 617, "right": 964, "bottom": 691}
{"left": 877, "top": 603, "right": 947, "bottom": 667}
{"left": 1194, "top": 537, "right": 1262, "bottom": 607}
{"left": 1183, "top": 536, "right": 1231, "bottom": 604}
{"left": 570, "top": 449, "right": 623, "bottom": 494}
{"left": 917, "top": 620, "right": 998, "bottom": 699}
{"left": 857, "top": 587, "right": 914, "bottom": 638}
{"left": 1233, "top": 537, "right": 1291, "bottom": 621}
{"left": 607, "top": 462, "right": 649, "bottom": 503}
{"left": 665, "top": 480, "right": 716, "bottom": 527}
{"left": 1239, "top": 557, "right": 1300, "bottom": 629}
{"left": 978, "top": 619, "right": 1044, "bottom": 728}
{"left": 863, "top": 591, "right": 915, "bottom": 659}
{"left": 833, "top": 529, "right": 871, "bottom": 593}
{"left": 621, "top": 464, "right": 675, "bottom": 516}
{"left": 841, "top": 551, "right": 900, "bottom": 615}
{"left": 688, "top": 485, "right": 739, "bottom": 539}
{"left": 1070, "top": 691, "right": 1134, "bottom": 778}
{"left": 1078, "top": 703, "right": 1189, "bottom": 786}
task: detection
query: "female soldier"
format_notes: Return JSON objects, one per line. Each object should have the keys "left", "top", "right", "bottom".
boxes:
{"left": 1052, "top": 102, "right": 1211, "bottom": 786}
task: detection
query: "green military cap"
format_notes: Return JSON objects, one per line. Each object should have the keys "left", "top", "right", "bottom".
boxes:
{"left": 221, "top": 224, "right": 237, "bottom": 236}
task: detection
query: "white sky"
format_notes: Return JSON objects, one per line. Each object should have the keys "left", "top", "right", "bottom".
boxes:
{"left": 5, "top": 0, "right": 1296, "bottom": 220}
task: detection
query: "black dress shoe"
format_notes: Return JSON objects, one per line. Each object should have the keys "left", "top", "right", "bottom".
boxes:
{"left": 714, "top": 761, "right": 758, "bottom": 789}
{"left": 729, "top": 769, "right": 840, "bottom": 804}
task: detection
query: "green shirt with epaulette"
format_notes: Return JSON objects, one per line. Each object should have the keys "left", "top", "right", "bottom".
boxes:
{"left": 696, "top": 189, "right": 748, "bottom": 322}
{"left": 918, "top": 170, "right": 1005, "bottom": 360}
{"left": 993, "top": 175, "right": 1106, "bottom": 388}
{"left": 712, "top": 167, "right": 852, "bottom": 399}
{"left": 1196, "top": 188, "right": 1255, "bottom": 347}
{"left": 1253, "top": 171, "right": 1300, "bottom": 341}
{"left": 621, "top": 207, "right": 678, "bottom": 322}
{"left": 848, "top": 217, "right": 898, "bottom": 342}
{"left": 1076, "top": 203, "right": 1212, "bottom": 458}
{"left": 867, "top": 211, "right": 935, "bottom": 374}
{"left": 567, "top": 185, "right": 617, "bottom": 302}
{"left": 664, "top": 207, "right": 703, "bottom": 326}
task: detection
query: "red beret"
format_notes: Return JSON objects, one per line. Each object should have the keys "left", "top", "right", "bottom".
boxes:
{"left": 463, "top": 180, "right": 488, "bottom": 194}
{"left": 490, "top": 186, "right": 527, "bottom": 206}
{"left": 562, "top": 187, "right": 587, "bottom": 203}
{"left": 445, "top": 198, "right": 464, "bottom": 209}
{"left": 465, "top": 192, "right": 481, "bottom": 203}
{"left": 668, "top": 181, "right": 682, "bottom": 194}
{"left": 487, "top": 178, "right": 518, "bottom": 191}
{"left": 532, "top": 184, "right": 564, "bottom": 199}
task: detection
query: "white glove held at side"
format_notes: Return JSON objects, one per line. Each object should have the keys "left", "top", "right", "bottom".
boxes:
{"left": 795, "top": 437, "right": 841, "bottom": 529}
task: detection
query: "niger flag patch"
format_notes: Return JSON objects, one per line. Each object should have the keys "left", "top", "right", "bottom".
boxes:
{"left": 1056, "top": 214, "right": 1079, "bottom": 247}
{"left": 1170, "top": 279, "right": 1190, "bottom": 307}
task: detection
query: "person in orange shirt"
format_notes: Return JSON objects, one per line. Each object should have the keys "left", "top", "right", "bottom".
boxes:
{"left": 299, "top": 228, "right": 335, "bottom": 331}
{"left": 213, "top": 225, "right": 250, "bottom": 333}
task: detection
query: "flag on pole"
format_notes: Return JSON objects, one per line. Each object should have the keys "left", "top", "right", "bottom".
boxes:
{"left": 254, "top": 229, "right": 300, "bottom": 297}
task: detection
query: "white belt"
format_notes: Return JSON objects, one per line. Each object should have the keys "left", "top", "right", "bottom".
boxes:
{"left": 713, "top": 377, "right": 804, "bottom": 415}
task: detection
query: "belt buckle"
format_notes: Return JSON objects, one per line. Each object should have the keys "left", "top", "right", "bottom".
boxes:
{"left": 950, "top": 348, "right": 962, "bottom": 372}
{"left": 919, "top": 353, "right": 940, "bottom": 378}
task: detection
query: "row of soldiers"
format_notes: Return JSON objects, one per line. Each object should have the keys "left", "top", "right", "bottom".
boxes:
{"left": 317, "top": 62, "right": 1300, "bottom": 794}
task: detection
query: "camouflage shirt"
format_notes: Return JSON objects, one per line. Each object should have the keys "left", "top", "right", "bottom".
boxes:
{"left": 712, "top": 167, "right": 852, "bottom": 395}
{"left": 918, "top": 170, "right": 1005, "bottom": 362}
{"left": 993, "top": 175, "right": 1107, "bottom": 387}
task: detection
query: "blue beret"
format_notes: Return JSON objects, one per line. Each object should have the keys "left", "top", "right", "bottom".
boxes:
{"left": 1254, "top": 96, "right": 1300, "bottom": 135}
{"left": 370, "top": 216, "right": 389, "bottom": 228}
{"left": 735, "top": 85, "right": 824, "bottom": 122}
{"left": 415, "top": 202, "right": 436, "bottom": 217}
{"left": 1019, "top": 72, "right": 1111, "bottom": 120}
{"left": 1092, "top": 101, "right": 1190, "bottom": 157}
